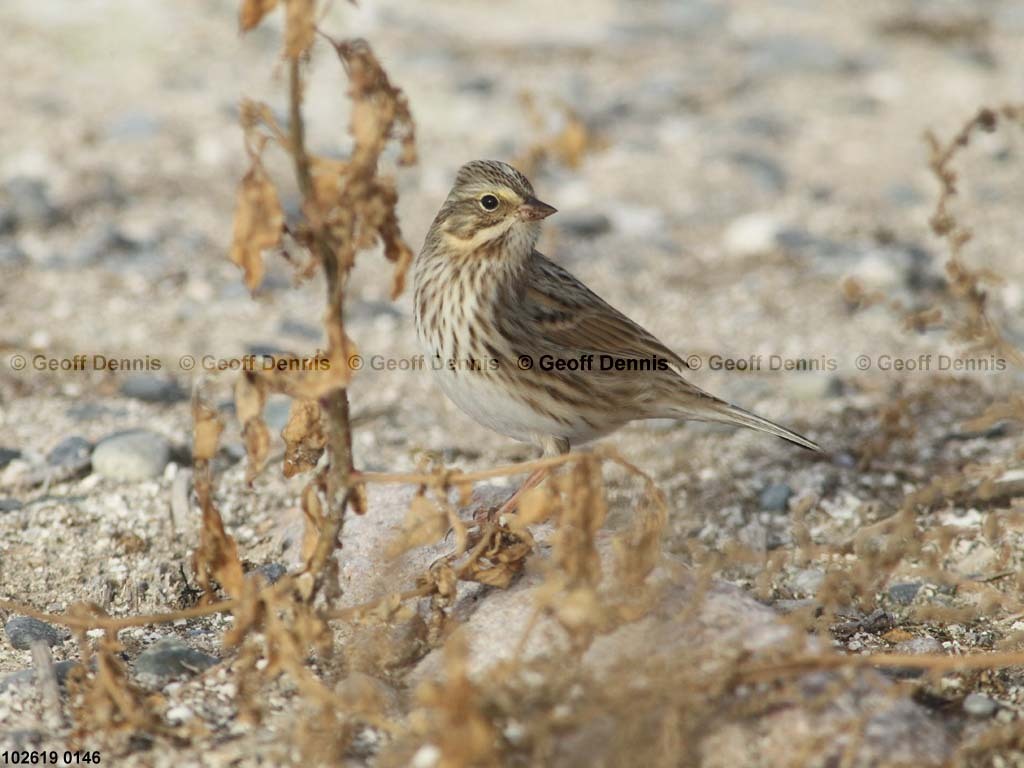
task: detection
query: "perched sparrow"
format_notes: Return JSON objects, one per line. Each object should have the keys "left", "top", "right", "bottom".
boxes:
{"left": 413, "top": 160, "right": 820, "bottom": 499}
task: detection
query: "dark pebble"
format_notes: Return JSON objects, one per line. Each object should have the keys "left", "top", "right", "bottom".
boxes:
{"left": 557, "top": 211, "right": 613, "bottom": 239}
{"left": 255, "top": 562, "right": 287, "bottom": 584}
{"left": 120, "top": 374, "right": 187, "bottom": 404}
{"left": 5, "top": 616, "right": 63, "bottom": 650}
{"left": 759, "top": 483, "right": 793, "bottom": 512}
{"left": 134, "top": 637, "right": 218, "bottom": 682}
{"left": 63, "top": 223, "right": 136, "bottom": 266}
{"left": 3, "top": 177, "right": 60, "bottom": 230}
{"left": 46, "top": 436, "right": 92, "bottom": 468}
{"left": 888, "top": 582, "right": 923, "bottom": 606}
{"left": 0, "top": 499, "right": 23, "bottom": 513}
{"left": 0, "top": 447, "right": 20, "bottom": 469}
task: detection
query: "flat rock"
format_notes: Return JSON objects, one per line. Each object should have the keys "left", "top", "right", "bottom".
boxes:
{"left": 5, "top": 616, "right": 63, "bottom": 650}
{"left": 134, "top": 637, "right": 218, "bottom": 683}
{"left": 92, "top": 429, "right": 171, "bottom": 481}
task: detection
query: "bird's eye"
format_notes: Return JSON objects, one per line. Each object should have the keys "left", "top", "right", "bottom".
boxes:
{"left": 479, "top": 194, "right": 499, "bottom": 211}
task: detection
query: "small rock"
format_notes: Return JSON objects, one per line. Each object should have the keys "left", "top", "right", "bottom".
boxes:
{"left": 0, "top": 447, "right": 21, "bottom": 469}
{"left": 759, "top": 483, "right": 793, "bottom": 512}
{"left": 46, "top": 436, "right": 92, "bottom": 468}
{"left": 888, "top": 582, "right": 922, "bottom": 606}
{"left": 894, "top": 636, "right": 942, "bottom": 656}
{"left": 884, "top": 182, "right": 925, "bottom": 207}
{"left": 165, "top": 705, "right": 194, "bottom": 722}
{"left": 0, "top": 660, "right": 80, "bottom": 692}
{"left": 105, "top": 111, "right": 161, "bottom": 141}
{"left": 729, "top": 151, "right": 788, "bottom": 192}
{"left": 0, "top": 498, "right": 24, "bottom": 512}
{"left": 2, "top": 177, "right": 59, "bottom": 229}
{"left": 608, "top": 205, "right": 663, "bottom": 239}
{"left": 119, "top": 374, "right": 187, "bottom": 404}
{"left": 255, "top": 562, "right": 287, "bottom": 584}
{"left": 0, "top": 241, "right": 28, "bottom": 267}
{"left": 134, "top": 637, "right": 218, "bottom": 683}
{"left": 557, "top": 211, "right": 612, "bottom": 239}
{"left": 723, "top": 212, "right": 783, "bottom": 257}
{"left": 63, "top": 223, "right": 135, "bottom": 266}
{"left": 790, "top": 568, "right": 825, "bottom": 597}
{"left": 5, "top": 616, "right": 62, "bottom": 650}
{"left": 963, "top": 693, "right": 997, "bottom": 718}
{"left": 746, "top": 35, "right": 850, "bottom": 76}
{"left": 92, "top": 430, "right": 171, "bottom": 481}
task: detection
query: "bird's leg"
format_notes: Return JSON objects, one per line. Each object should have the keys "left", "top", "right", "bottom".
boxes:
{"left": 475, "top": 466, "right": 550, "bottom": 524}
{"left": 474, "top": 436, "right": 570, "bottom": 525}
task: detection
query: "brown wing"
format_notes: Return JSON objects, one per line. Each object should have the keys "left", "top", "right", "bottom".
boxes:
{"left": 522, "top": 252, "right": 690, "bottom": 372}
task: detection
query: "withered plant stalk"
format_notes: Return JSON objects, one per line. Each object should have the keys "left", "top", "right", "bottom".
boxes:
{"left": 286, "top": 57, "right": 356, "bottom": 588}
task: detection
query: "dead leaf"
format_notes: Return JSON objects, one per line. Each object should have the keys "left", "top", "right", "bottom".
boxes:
{"left": 229, "top": 154, "right": 283, "bottom": 292}
{"left": 239, "top": 0, "right": 278, "bottom": 31}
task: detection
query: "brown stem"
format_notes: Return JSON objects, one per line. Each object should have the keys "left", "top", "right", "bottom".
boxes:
{"left": 288, "top": 56, "right": 354, "bottom": 597}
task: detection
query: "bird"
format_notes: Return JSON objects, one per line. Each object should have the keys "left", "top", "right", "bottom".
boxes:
{"left": 413, "top": 160, "right": 821, "bottom": 512}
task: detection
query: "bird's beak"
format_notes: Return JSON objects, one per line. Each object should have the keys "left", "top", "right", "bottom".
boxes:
{"left": 518, "top": 197, "right": 558, "bottom": 221}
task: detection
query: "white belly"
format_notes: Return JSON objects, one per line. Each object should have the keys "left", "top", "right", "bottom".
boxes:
{"left": 429, "top": 358, "right": 557, "bottom": 444}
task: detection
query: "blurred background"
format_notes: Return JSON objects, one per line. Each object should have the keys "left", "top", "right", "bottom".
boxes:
{"left": 1, "top": 0, "right": 1024, "bottom": 763}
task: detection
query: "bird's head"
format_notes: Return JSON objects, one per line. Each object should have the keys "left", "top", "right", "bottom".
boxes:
{"left": 431, "top": 160, "right": 557, "bottom": 257}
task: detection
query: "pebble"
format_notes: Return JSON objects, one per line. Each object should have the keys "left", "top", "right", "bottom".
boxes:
{"left": 556, "top": 211, "right": 613, "bottom": 239}
{"left": 165, "top": 705, "right": 195, "bottom": 722}
{"left": 894, "top": 635, "right": 942, "bottom": 656}
{"left": 790, "top": 568, "right": 825, "bottom": 596}
{"left": 0, "top": 498, "right": 23, "bottom": 512}
{"left": 119, "top": 374, "right": 187, "bottom": 404}
{"left": 888, "top": 582, "right": 923, "bottom": 606}
{"left": 46, "top": 435, "right": 92, "bottom": 468}
{"left": 0, "top": 241, "right": 28, "bottom": 267}
{"left": 722, "top": 212, "right": 783, "bottom": 257}
{"left": 745, "top": 35, "right": 850, "bottom": 77}
{"left": 759, "top": 482, "right": 793, "bottom": 512}
{"left": 64, "top": 223, "right": 135, "bottom": 266}
{"left": 92, "top": 429, "right": 171, "bottom": 481}
{"left": 255, "top": 562, "right": 287, "bottom": 584}
{"left": 0, "top": 447, "right": 20, "bottom": 469}
{"left": 0, "top": 660, "right": 80, "bottom": 692}
{"left": 5, "top": 616, "right": 63, "bottom": 650}
{"left": 962, "top": 693, "right": 997, "bottom": 718}
{"left": 729, "top": 150, "right": 788, "bottom": 193}
{"left": 2, "top": 176, "right": 59, "bottom": 229}
{"left": 134, "top": 637, "right": 218, "bottom": 683}
{"left": 105, "top": 111, "right": 162, "bottom": 141}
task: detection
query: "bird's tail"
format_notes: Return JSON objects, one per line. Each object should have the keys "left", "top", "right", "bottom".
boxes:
{"left": 675, "top": 397, "right": 823, "bottom": 452}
